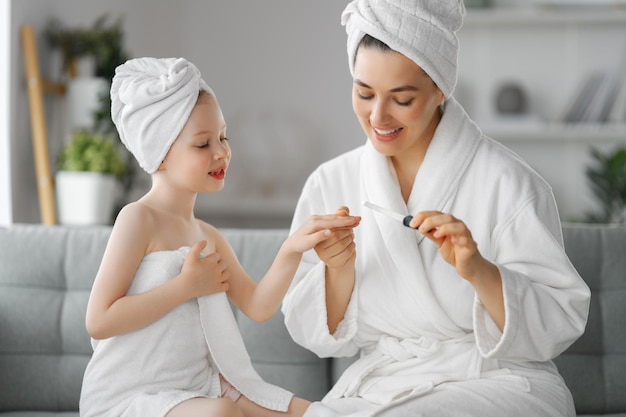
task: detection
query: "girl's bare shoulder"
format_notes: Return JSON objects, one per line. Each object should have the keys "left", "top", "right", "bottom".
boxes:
{"left": 110, "top": 201, "right": 159, "bottom": 254}
{"left": 197, "top": 220, "right": 228, "bottom": 249}
{"left": 115, "top": 202, "right": 159, "bottom": 232}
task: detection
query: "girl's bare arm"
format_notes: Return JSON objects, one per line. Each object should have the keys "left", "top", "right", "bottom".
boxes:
{"left": 210, "top": 214, "right": 361, "bottom": 323}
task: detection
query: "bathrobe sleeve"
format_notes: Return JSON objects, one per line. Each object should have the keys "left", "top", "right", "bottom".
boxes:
{"left": 282, "top": 170, "right": 361, "bottom": 359}
{"left": 473, "top": 186, "right": 591, "bottom": 363}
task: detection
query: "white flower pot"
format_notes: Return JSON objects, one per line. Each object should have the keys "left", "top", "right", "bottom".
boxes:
{"left": 56, "top": 171, "right": 118, "bottom": 225}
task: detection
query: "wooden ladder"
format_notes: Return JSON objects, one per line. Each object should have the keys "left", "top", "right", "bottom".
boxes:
{"left": 20, "top": 25, "right": 66, "bottom": 225}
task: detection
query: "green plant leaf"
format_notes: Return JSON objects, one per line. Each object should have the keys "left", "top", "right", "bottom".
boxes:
{"left": 584, "top": 146, "right": 626, "bottom": 223}
{"left": 58, "top": 130, "right": 128, "bottom": 178}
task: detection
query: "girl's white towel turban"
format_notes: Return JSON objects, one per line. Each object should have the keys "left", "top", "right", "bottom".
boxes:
{"left": 110, "top": 57, "right": 214, "bottom": 174}
{"left": 341, "top": 0, "right": 465, "bottom": 98}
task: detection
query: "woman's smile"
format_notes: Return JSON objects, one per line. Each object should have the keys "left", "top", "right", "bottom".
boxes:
{"left": 373, "top": 127, "right": 403, "bottom": 142}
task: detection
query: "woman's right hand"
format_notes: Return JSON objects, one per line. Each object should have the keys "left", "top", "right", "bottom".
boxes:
{"left": 283, "top": 207, "right": 361, "bottom": 256}
{"left": 180, "top": 240, "right": 231, "bottom": 299}
{"left": 314, "top": 206, "right": 358, "bottom": 269}
{"left": 319, "top": 207, "right": 358, "bottom": 334}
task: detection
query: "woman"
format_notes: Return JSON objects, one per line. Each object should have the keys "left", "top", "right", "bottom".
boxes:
{"left": 282, "top": 1, "right": 590, "bottom": 416}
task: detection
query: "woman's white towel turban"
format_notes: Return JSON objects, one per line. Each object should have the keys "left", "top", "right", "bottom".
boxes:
{"left": 110, "top": 57, "right": 214, "bottom": 174}
{"left": 341, "top": 0, "right": 465, "bottom": 98}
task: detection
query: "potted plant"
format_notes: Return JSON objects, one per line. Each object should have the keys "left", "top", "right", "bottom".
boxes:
{"left": 44, "top": 15, "right": 128, "bottom": 132}
{"left": 55, "top": 129, "right": 128, "bottom": 225}
{"left": 583, "top": 146, "right": 626, "bottom": 224}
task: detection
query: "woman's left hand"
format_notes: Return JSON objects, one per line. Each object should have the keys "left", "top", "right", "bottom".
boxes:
{"left": 410, "top": 211, "right": 505, "bottom": 330}
{"left": 409, "top": 211, "right": 484, "bottom": 282}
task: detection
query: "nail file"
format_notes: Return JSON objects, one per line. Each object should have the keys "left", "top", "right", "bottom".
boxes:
{"left": 362, "top": 201, "right": 414, "bottom": 228}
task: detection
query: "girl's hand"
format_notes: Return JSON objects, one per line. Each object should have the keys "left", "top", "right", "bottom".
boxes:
{"left": 179, "top": 240, "right": 230, "bottom": 298}
{"left": 284, "top": 206, "right": 360, "bottom": 256}
{"left": 410, "top": 211, "right": 487, "bottom": 282}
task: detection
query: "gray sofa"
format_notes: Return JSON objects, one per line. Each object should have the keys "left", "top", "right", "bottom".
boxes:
{"left": 0, "top": 223, "right": 625, "bottom": 416}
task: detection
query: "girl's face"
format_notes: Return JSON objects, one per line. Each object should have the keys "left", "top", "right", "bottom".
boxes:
{"left": 352, "top": 47, "right": 445, "bottom": 159}
{"left": 160, "top": 93, "right": 231, "bottom": 194}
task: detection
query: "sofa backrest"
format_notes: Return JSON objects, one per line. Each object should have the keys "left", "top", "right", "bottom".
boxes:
{"left": 2, "top": 223, "right": 626, "bottom": 414}
{"left": 0, "top": 224, "right": 331, "bottom": 412}
{"left": 554, "top": 224, "right": 626, "bottom": 415}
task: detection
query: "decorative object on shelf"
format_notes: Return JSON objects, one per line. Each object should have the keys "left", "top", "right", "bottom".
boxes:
{"left": 583, "top": 146, "right": 626, "bottom": 224}
{"left": 562, "top": 47, "right": 626, "bottom": 124}
{"left": 495, "top": 82, "right": 528, "bottom": 115}
{"left": 562, "top": 71, "right": 619, "bottom": 124}
{"left": 55, "top": 130, "right": 128, "bottom": 225}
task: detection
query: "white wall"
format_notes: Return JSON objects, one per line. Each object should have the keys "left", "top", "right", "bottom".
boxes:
{"left": 9, "top": 0, "right": 362, "bottom": 226}
{"left": 8, "top": 0, "right": 626, "bottom": 226}
{"left": 177, "top": 1, "right": 362, "bottom": 224}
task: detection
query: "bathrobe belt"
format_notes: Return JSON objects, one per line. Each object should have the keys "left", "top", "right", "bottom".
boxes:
{"left": 325, "top": 333, "right": 480, "bottom": 403}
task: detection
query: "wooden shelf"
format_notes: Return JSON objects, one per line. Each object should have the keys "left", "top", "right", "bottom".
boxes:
{"left": 465, "top": 7, "right": 626, "bottom": 26}
{"left": 482, "top": 122, "right": 626, "bottom": 142}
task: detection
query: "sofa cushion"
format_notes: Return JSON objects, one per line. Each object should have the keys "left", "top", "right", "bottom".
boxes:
{"left": 555, "top": 224, "right": 626, "bottom": 416}
{"left": 0, "top": 224, "right": 110, "bottom": 412}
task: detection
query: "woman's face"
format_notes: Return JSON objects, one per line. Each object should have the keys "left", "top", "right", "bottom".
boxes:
{"left": 352, "top": 47, "right": 445, "bottom": 159}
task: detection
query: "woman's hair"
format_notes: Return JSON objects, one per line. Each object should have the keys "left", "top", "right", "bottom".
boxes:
{"left": 355, "top": 33, "right": 437, "bottom": 87}
{"left": 353, "top": 34, "right": 392, "bottom": 69}
{"left": 198, "top": 89, "right": 213, "bottom": 98}
{"left": 357, "top": 34, "right": 392, "bottom": 54}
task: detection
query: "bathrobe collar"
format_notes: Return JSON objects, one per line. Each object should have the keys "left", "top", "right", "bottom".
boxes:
{"left": 359, "top": 97, "right": 482, "bottom": 339}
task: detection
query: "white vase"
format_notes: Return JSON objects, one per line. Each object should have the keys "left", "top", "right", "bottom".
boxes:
{"left": 66, "top": 77, "right": 110, "bottom": 132}
{"left": 56, "top": 171, "right": 118, "bottom": 225}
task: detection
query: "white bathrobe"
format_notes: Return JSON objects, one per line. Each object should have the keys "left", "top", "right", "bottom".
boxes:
{"left": 80, "top": 247, "right": 292, "bottom": 417}
{"left": 282, "top": 98, "right": 590, "bottom": 417}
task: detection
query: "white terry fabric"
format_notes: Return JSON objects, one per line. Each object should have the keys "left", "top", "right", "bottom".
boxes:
{"left": 282, "top": 97, "right": 590, "bottom": 416}
{"left": 110, "top": 57, "right": 214, "bottom": 174}
{"left": 197, "top": 285, "right": 293, "bottom": 410}
{"left": 80, "top": 248, "right": 292, "bottom": 417}
{"left": 341, "top": 0, "right": 465, "bottom": 97}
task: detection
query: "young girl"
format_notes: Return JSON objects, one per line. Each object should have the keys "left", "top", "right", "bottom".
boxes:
{"left": 78, "top": 57, "right": 360, "bottom": 417}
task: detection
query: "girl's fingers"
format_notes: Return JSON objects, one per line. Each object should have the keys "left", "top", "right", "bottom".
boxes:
{"left": 298, "top": 207, "right": 360, "bottom": 241}
{"left": 311, "top": 214, "right": 361, "bottom": 231}
{"left": 188, "top": 240, "right": 207, "bottom": 259}
{"left": 311, "top": 228, "right": 337, "bottom": 245}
